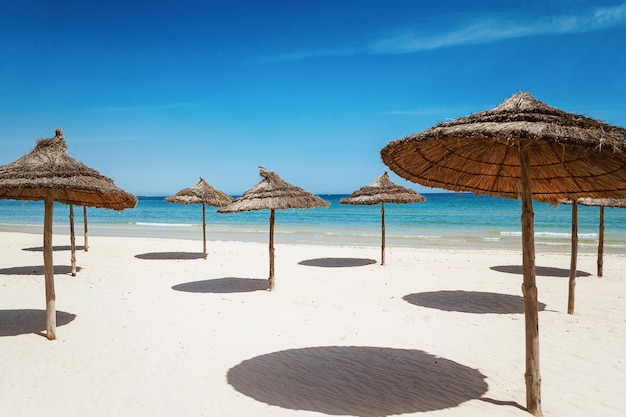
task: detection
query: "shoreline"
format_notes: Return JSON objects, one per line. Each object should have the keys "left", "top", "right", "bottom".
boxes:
{"left": 1, "top": 222, "right": 621, "bottom": 255}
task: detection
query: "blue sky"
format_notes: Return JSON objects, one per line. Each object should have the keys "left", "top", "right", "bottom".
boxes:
{"left": 1, "top": 0, "right": 625, "bottom": 195}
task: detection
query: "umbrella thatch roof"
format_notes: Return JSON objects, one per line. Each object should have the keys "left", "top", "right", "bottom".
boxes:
{"left": 381, "top": 92, "right": 626, "bottom": 202}
{"left": 0, "top": 129, "right": 137, "bottom": 210}
{"left": 340, "top": 172, "right": 426, "bottom": 205}
{"left": 166, "top": 177, "right": 232, "bottom": 206}
{"left": 218, "top": 167, "right": 329, "bottom": 213}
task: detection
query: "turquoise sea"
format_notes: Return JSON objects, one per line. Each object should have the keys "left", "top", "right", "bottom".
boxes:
{"left": 1, "top": 193, "right": 626, "bottom": 253}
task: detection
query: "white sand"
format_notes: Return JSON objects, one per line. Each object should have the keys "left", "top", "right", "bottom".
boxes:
{"left": 0, "top": 231, "right": 625, "bottom": 417}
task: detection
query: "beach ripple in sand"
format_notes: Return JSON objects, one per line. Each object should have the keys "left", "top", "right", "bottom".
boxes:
{"left": 228, "top": 345, "right": 488, "bottom": 416}
{"left": 404, "top": 290, "right": 547, "bottom": 314}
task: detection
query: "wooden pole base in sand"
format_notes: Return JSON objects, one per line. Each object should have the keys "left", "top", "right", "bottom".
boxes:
{"left": 269, "top": 209, "right": 275, "bottom": 291}
{"left": 70, "top": 204, "right": 77, "bottom": 277}
{"left": 520, "top": 142, "right": 542, "bottom": 416}
{"left": 83, "top": 206, "right": 89, "bottom": 252}
{"left": 202, "top": 203, "right": 207, "bottom": 260}
{"left": 381, "top": 202, "right": 386, "bottom": 265}
{"left": 568, "top": 201, "right": 578, "bottom": 315}
{"left": 44, "top": 196, "right": 56, "bottom": 340}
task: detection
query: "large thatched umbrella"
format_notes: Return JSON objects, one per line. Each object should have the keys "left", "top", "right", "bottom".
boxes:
{"left": 381, "top": 92, "right": 626, "bottom": 416}
{"left": 0, "top": 129, "right": 137, "bottom": 340}
{"left": 340, "top": 172, "right": 425, "bottom": 265}
{"left": 165, "top": 177, "right": 233, "bottom": 259}
{"left": 218, "top": 167, "right": 329, "bottom": 290}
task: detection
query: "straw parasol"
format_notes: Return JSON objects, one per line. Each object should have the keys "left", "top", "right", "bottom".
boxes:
{"left": 558, "top": 197, "right": 626, "bottom": 281}
{"left": 165, "top": 177, "right": 233, "bottom": 259}
{"left": 340, "top": 172, "right": 425, "bottom": 265}
{"left": 381, "top": 92, "right": 626, "bottom": 417}
{"left": 218, "top": 167, "right": 329, "bottom": 290}
{"left": 67, "top": 204, "right": 89, "bottom": 276}
{"left": 0, "top": 129, "right": 137, "bottom": 340}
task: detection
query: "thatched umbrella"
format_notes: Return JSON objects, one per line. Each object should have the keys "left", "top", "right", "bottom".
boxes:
{"left": 218, "top": 167, "right": 329, "bottom": 290}
{"left": 0, "top": 129, "right": 137, "bottom": 340}
{"left": 67, "top": 204, "right": 89, "bottom": 276}
{"left": 546, "top": 192, "right": 626, "bottom": 317}
{"left": 559, "top": 197, "right": 626, "bottom": 280}
{"left": 340, "top": 172, "right": 425, "bottom": 265}
{"left": 381, "top": 92, "right": 626, "bottom": 416}
{"left": 165, "top": 177, "right": 233, "bottom": 259}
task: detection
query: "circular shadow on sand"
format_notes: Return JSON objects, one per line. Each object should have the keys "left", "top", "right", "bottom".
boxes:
{"left": 490, "top": 265, "right": 591, "bottom": 277}
{"left": 228, "top": 346, "right": 487, "bottom": 416}
{"left": 172, "top": 277, "right": 268, "bottom": 293}
{"left": 0, "top": 309, "right": 76, "bottom": 337}
{"left": 0, "top": 265, "right": 82, "bottom": 276}
{"left": 299, "top": 258, "right": 377, "bottom": 268}
{"left": 23, "top": 245, "right": 85, "bottom": 252}
{"left": 135, "top": 252, "right": 205, "bottom": 260}
{"left": 404, "top": 290, "right": 547, "bottom": 314}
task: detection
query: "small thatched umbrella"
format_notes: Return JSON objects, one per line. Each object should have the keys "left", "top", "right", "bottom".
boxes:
{"left": 0, "top": 129, "right": 137, "bottom": 340}
{"left": 558, "top": 197, "right": 626, "bottom": 279}
{"left": 165, "top": 177, "right": 233, "bottom": 259}
{"left": 218, "top": 167, "right": 329, "bottom": 290}
{"left": 67, "top": 204, "right": 89, "bottom": 276}
{"left": 552, "top": 196, "right": 626, "bottom": 315}
{"left": 340, "top": 172, "right": 425, "bottom": 265}
{"left": 381, "top": 92, "right": 626, "bottom": 416}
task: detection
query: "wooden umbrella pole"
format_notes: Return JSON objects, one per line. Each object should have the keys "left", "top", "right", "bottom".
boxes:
{"left": 520, "top": 142, "right": 542, "bottom": 416}
{"left": 83, "top": 206, "right": 89, "bottom": 252}
{"left": 202, "top": 203, "right": 207, "bottom": 260}
{"left": 69, "top": 204, "right": 77, "bottom": 276}
{"left": 381, "top": 202, "right": 386, "bottom": 265}
{"left": 567, "top": 200, "right": 578, "bottom": 314}
{"left": 598, "top": 206, "right": 604, "bottom": 277}
{"left": 43, "top": 196, "right": 57, "bottom": 340}
{"left": 269, "top": 209, "right": 275, "bottom": 291}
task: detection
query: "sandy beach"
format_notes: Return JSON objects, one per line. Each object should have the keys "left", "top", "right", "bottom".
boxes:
{"left": 1, "top": 230, "right": 625, "bottom": 417}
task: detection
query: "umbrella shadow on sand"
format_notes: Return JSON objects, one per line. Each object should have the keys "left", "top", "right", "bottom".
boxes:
{"left": 227, "top": 346, "right": 521, "bottom": 416}
{"left": 0, "top": 265, "right": 82, "bottom": 276}
{"left": 135, "top": 252, "right": 206, "bottom": 260}
{"left": 404, "top": 290, "right": 547, "bottom": 314}
{"left": 0, "top": 309, "right": 76, "bottom": 337}
{"left": 298, "top": 258, "right": 377, "bottom": 268}
{"left": 172, "top": 277, "right": 268, "bottom": 293}
{"left": 22, "top": 245, "right": 85, "bottom": 252}
{"left": 491, "top": 265, "right": 591, "bottom": 278}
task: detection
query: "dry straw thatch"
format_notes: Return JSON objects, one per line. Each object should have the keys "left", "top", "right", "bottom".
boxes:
{"left": 381, "top": 92, "right": 626, "bottom": 417}
{"left": 166, "top": 177, "right": 233, "bottom": 259}
{"left": 219, "top": 167, "right": 329, "bottom": 290}
{"left": 340, "top": 172, "right": 425, "bottom": 264}
{"left": 218, "top": 167, "right": 329, "bottom": 213}
{"left": 0, "top": 129, "right": 137, "bottom": 340}
{"left": 0, "top": 129, "right": 137, "bottom": 209}
{"left": 381, "top": 92, "right": 626, "bottom": 202}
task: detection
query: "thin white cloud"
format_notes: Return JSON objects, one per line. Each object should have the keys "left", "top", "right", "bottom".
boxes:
{"left": 272, "top": 2, "right": 626, "bottom": 61}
